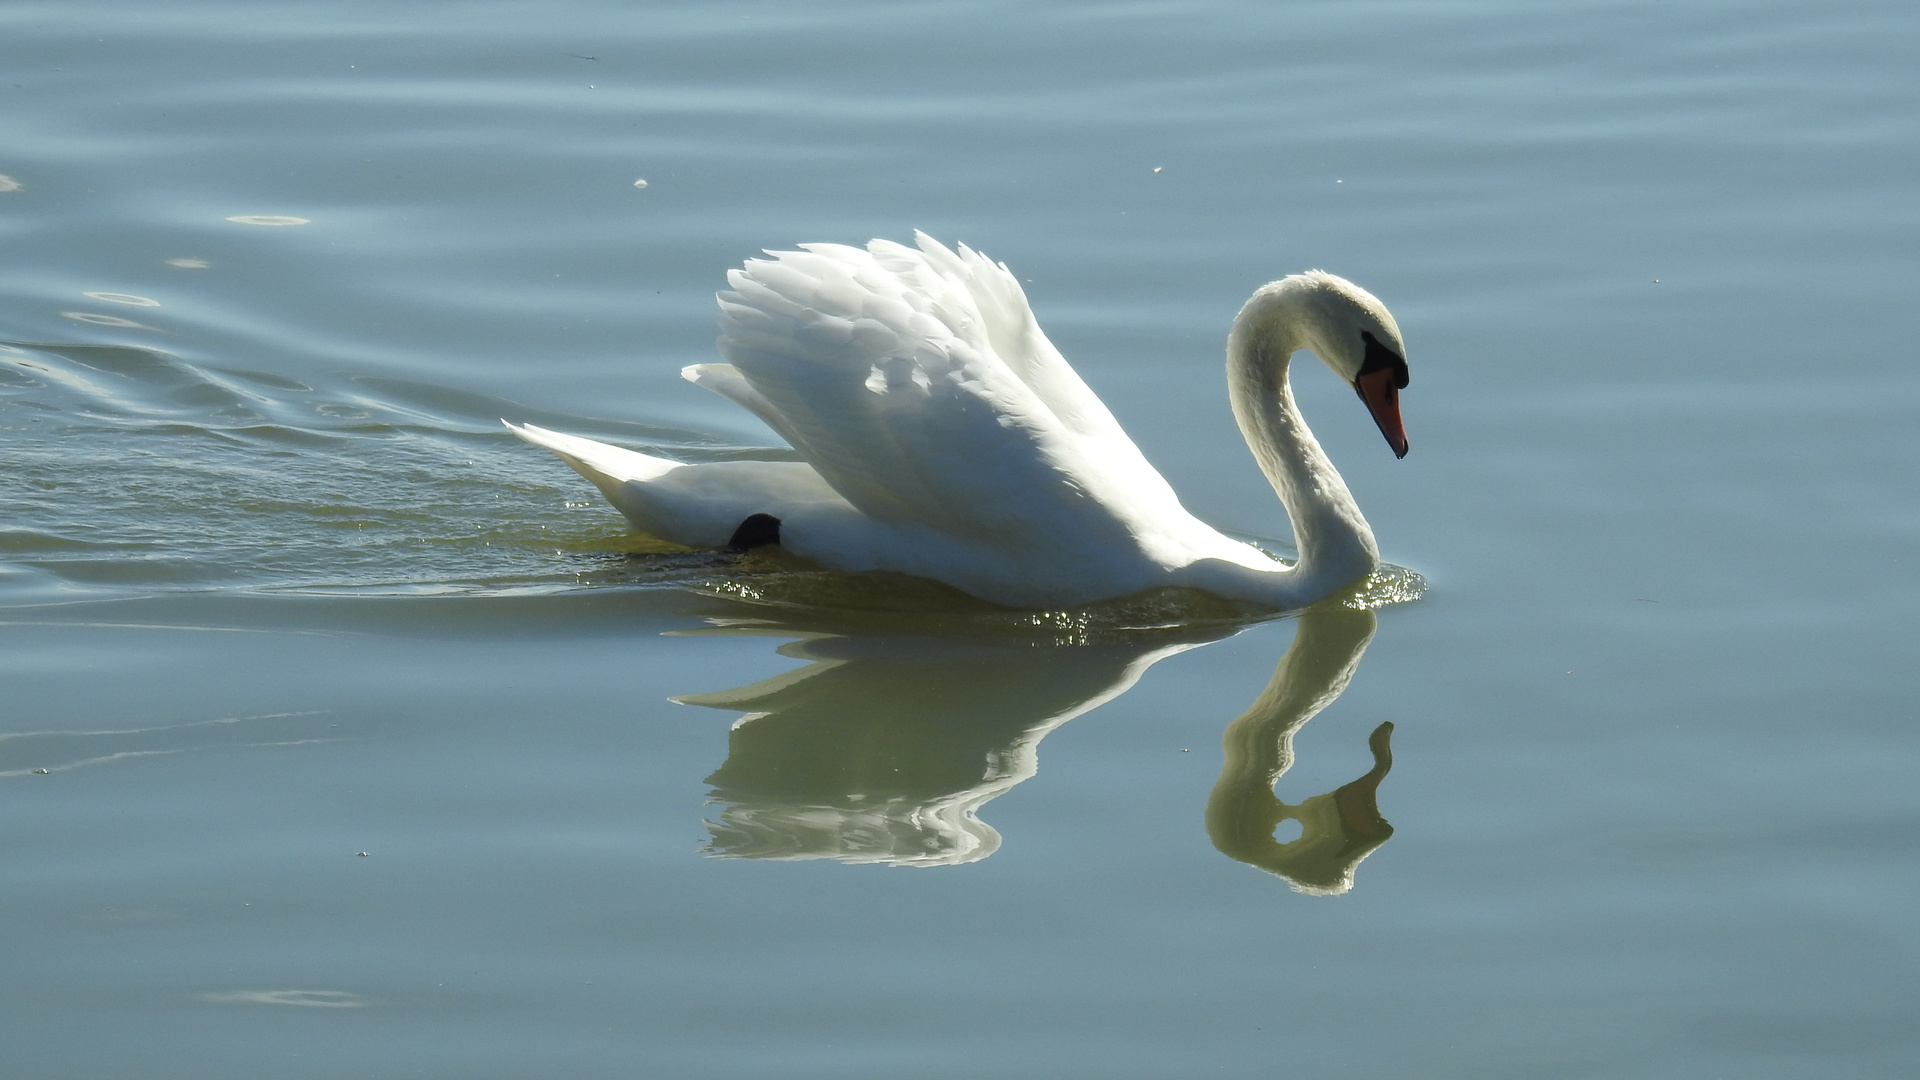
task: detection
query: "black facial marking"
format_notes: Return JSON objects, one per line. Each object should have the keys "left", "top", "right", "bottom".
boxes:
{"left": 726, "top": 512, "right": 782, "bottom": 551}
{"left": 1357, "top": 330, "right": 1409, "bottom": 390}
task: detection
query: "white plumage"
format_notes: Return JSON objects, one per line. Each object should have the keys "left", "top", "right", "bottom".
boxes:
{"left": 508, "top": 233, "right": 1412, "bottom": 609}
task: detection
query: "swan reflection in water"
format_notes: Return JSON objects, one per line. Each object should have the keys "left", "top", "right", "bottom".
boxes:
{"left": 675, "top": 598, "right": 1396, "bottom": 892}
{"left": 1204, "top": 604, "right": 1394, "bottom": 894}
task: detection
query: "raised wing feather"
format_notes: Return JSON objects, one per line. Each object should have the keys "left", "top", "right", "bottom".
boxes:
{"left": 702, "top": 235, "right": 1192, "bottom": 557}
{"left": 876, "top": 234, "right": 1131, "bottom": 443}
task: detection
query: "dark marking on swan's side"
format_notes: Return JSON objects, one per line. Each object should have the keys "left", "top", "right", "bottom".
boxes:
{"left": 727, "top": 513, "right": 782, "bottom": 551}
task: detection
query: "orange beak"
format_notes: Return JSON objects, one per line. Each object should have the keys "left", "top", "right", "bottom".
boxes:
{"left": 1355, "top": 368, "right": 1409, "bottom": 459}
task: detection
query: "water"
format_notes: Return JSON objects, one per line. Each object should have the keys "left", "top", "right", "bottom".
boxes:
{"left": 4, "top": 1, "right": 1917, "bottom": 1076}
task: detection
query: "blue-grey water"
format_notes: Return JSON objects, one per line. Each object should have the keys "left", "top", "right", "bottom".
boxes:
{"left": 4, "top": 1, "right": 1917, "bottom": 1076}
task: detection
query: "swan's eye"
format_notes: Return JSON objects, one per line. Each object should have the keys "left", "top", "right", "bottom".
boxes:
{"left": 1358, "top": 331, "right": 1409, "bottom": 389}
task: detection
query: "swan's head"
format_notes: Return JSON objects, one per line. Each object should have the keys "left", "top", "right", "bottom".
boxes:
{"left": 1239, "top": 271, "right": 1411, "bottom": 458}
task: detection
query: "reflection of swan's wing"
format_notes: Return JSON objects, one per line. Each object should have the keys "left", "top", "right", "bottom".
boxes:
{"left": 1207, "top": 605, "right": 1397, "bottom": 894}
{"left": 703, "top": 234, "right": 1196, "bottom": 558}
{"left": 680, "top": 632, "right": 1206, "bottom": 867}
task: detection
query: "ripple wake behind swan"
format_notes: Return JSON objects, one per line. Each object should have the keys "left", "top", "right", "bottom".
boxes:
{"left": 0, "top": 339, "right": 724, "bottom": 600}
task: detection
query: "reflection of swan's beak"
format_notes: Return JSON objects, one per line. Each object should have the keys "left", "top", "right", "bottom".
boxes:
{"left": 1206, "top": 605, "right": 1397, "bottom": 894}
{"left": 1331, "top": 721, "right": 1395, "bottom": 846}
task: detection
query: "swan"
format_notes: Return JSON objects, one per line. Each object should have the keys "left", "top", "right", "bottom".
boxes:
{"left": 507, "top": 233, "right": 1411, "bottom": 610}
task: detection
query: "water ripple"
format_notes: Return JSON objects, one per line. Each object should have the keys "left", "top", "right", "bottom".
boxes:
{"left": 0, "top": 338, "right": 728, "bottom": 601}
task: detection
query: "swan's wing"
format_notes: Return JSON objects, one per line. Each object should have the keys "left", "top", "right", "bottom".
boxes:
{"left": 682, "top": 362, "right": 809, "bottom": 450}
{"left": 894, "top": 232, "right": 1131, "bottom": 443}
{"left": 704, "top": 235, "right": 1168, "bottom": 550}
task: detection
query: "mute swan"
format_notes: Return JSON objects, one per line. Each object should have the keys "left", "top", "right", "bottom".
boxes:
{"left": 508, "top": 233, "right": 1411, "bottom": 610}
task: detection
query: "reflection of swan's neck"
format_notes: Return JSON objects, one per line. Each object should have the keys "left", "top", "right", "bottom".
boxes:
{"left": 1222, "top": 289, "right": 1379, "bottom": 602}
{"left": 1206, "top": 604, "right": 1394, "bottom": 894}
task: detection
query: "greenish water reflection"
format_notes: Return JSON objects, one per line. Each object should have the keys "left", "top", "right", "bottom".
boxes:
{"left": 677, "top": 602, "right": 1395, "bottom": 891}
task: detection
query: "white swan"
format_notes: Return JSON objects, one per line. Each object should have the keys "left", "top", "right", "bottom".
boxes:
{"left": 508, "top": 233, "right": 1411, "bottom": 610}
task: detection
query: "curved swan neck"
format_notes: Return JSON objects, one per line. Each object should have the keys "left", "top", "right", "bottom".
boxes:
{"left": 1224, "top": 286, "right": 1379, "bottom": 593}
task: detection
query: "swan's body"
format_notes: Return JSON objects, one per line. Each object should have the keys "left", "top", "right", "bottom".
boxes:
{"left": 509, "top": 233, "right": 1410, "bottom": 609}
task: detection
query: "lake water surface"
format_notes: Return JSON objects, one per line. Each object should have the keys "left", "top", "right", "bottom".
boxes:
{"left": 3, "top": 1, "right": 1917, "bottom": 1077}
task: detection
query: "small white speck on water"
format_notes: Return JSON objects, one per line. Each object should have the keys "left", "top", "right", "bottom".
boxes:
{"left": 355, "top": 851, "right": 369, "bottom": 857}
{"left": 226, "top": 215, "right": 309, "bottom": 226}
{"left": 166, "top": 257, "right": 210, "bottom": 269}
{"left": 1152, "top": 166, "right": 1162, "bottom": 173}
{"left": 633, "top": 178, "right": 648, "bottom": 188}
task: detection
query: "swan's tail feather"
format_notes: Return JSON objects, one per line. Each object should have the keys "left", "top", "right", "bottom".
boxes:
{"left": 503, "top": 421, "right": 681, "bottom": 484}
{"left": 503, "top": 420, "right": 843, "bottom": 551}
{"left": 502, "top": 420, "right": 690, "bottom": 537}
